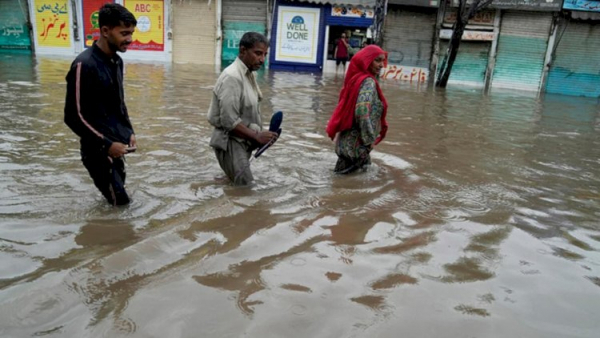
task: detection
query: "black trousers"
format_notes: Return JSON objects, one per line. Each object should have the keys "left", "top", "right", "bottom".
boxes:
{"left": 81, "top": 149, "right": 130, "bottom": 206}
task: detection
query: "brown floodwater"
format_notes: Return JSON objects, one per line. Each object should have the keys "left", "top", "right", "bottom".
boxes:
{"left": 1, "top": 52, "right": 599, "bottom": 337}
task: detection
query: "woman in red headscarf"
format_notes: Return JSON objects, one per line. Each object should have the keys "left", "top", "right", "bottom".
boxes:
{"left": 326, "top": 44, "right": 388, "bottom": 174}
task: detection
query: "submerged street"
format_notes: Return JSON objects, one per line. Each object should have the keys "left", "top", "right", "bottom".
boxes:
{"left": 1, "top": 53, "right": 600, "bottom": 337}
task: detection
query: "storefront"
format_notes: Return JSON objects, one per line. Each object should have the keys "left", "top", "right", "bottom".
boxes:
{"left": 28, "top": 0, "right": 171, "bottom": 60}
{"left": 0, "top": 0, "right": 32, "bottom": 51}
{"left": 172, "top": 0, "right": 216, "bottom": 64}
{"left": 322, "top": 2, "right": 375, "bottom": 73}
{"left": 269, "top": 0, "right": 375, "bottom": 72}
{"left": 546, "top": 1, "right": 600, "bottom": 97}
{"left": 221, "top": 0, "right": 268, "bottom": 68}
{"left": 490, "top": 1, "right": 560, "bottom": 92}
{"left": 438, "top": 7, "right": 496, "bottom": 87}
{"left": 381, "top": 0, "right": 438, "bottom": 85}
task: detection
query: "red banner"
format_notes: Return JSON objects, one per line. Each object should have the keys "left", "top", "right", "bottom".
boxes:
{"left": 82, "top": 0, "right": 114, "bottom": 48}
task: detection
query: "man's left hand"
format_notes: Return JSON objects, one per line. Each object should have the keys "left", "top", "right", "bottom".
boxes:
{"left": 129, "top": 134, "right": 137, "bottom": 148}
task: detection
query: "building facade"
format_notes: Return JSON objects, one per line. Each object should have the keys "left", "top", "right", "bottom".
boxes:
{"left": 1, "top": 0, "right": 598, "bottom": 97}
{"left": 268, "top": 0, "right": 376, "bottom": 72}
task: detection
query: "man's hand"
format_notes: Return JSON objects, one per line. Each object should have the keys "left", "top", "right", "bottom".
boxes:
{"left": 108, "top": 142, "right": 129, "bottom": 158}
{"left": 129, "top": 134, "right": 137, "bottom": 148}
{"left": 254, "top": 131, "right": 279, "bottom": 146}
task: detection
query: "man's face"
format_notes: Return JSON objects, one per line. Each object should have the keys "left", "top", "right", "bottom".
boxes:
{"left": 341, "top": 33, "right": 346, "bottom": 39}
{"left": 103, "top": 22, "right": 135, "bottom": 53}
{"left": 239, "top": 42, "right": 268, "bottom": 71}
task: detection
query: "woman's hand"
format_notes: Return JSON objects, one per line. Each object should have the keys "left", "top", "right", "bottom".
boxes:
{"left": 374, "top": 125, "right": 388, "bottom": 145}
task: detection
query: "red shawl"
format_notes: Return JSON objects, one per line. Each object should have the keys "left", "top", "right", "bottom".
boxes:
{"left": 325, "top": 45, "right": 389, "bottom": 144}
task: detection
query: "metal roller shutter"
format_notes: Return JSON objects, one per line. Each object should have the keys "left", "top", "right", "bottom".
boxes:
{"left": 492, "top": 11, "right": 552, "bottom": 92}
{"left": 546, "top": 21, "right": 600, "bottom": 98}
{"left": 383, "top": 6, "right": 437, "bottom": 68}
{"left": 222, "top": 0, "right": 267, "bottom": 23}
{"left": 439, "top": 40, "right": 490, "bottom": 87}
{"left": 172, "top": 0, "right": 216, "bottom": 64}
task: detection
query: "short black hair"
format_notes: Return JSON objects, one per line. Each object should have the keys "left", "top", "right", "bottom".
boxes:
{"left": 239, "top": 32, "right": 269, "bottom": 51}
{"left": 99, "top": 3, "right": 137, "bottom": 29}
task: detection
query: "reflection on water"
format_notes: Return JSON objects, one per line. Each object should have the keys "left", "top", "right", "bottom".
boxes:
{"left": 1, "top": 52, "right": 599, "bottom": 337}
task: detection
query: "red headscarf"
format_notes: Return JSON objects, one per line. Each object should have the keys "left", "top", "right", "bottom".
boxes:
{"left": 326, "top": 45, "right": 388, "bottom": 144}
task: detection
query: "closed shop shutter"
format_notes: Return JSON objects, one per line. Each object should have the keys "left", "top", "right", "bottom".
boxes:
{"left": 222, "top": 0, "right": 267, "bottom": 67}
{"left": 172, "top": 0, "right": 216, "bottom": 64}
{"left": 492, "top": 11, "right": 552, "bottom": 91}
{"left": 439, "top": 41, "right": 490, "bottom": 87}
{"left": 0, "top": 0, "right": 31, "bottom": 50}
{"left": 223, "top": 0, "right": 267, "bottom": 23}
{"left": 383, "top": 5, "right": 437, "bottom": 68}
{"left": 546, "top": 21, "right": 600, "bottom": 98}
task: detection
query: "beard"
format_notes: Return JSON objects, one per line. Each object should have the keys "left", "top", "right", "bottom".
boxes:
{"left": 108, "top": 39, "right": 129, "bottom": 53}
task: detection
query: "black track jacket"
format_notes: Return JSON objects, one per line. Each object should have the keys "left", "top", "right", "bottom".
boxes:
{"left": 64, "top": 43, "right": 134, "bottom": 153}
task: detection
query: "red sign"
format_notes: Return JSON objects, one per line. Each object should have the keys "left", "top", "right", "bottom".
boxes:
{"left": 82, "top": 0, "right": 114, "bottom": 48}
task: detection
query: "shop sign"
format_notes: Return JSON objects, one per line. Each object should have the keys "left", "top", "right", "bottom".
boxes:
{"left": 123, "top": 0, "right": 164, "bottom": 51}
{"left": 491, "top": 0, "right": 563, "bottom": 10}
{"left": 82, "top": 0, "right": 114, "bottom": 48}
{"left": 222, "top": 21, "right": 266, "bottom": 66}
{"left": 331, "top": 5, "right": 374, "bottom": 18}
{"left": 0, "top": 9, "right": 30, "bottom": 49}
{"left": 275, "top": 6, "right": 321, "bottom": 64}
{"left": 34, "top": 0, "right": 71, "bottom": 47}
{"left": 382, "top": 64, "right": 429, "bottom": 84}
{"left": 388, "top": 0, "right": 439, "bottom": 7}
{"left": 440, "top": 29, "right": 494, "bottom": 41}
{"left": 444, "top": 9, "right": 495, "bottom": 27}
{"left": 563, "top": 0, "right": 600, "bottom": 11}
{"left": 451, "top": 0, "right": 563, "bottom": 11}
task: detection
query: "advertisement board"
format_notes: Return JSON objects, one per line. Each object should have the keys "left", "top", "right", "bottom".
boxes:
{"left": 82, "top": 0, "right": 114, "bottom": 48}
{"left": 33, "top": 0, "right": 71, "bottom": 48}
{"left": 275, "top": 6, "right": 321, "bottom": 64}
{"left": 123, "top": 0, "right": 164, "bottom": 51}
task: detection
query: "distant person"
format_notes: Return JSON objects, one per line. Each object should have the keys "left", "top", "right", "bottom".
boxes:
{"left": 207, "top": 32, "right": 279, "bottom": 185}
{"left": 334, "top": 33, "right": 350, "bottom": 74}
{"left": 64, "top": 4, "right": 137, "bottom": 206}
{"left": 326, "top": 45, "right": 389, "bottom": 174}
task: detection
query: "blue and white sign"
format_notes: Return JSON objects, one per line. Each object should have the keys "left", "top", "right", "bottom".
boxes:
{"left": 275, "top": 6, "right": 321, "bottom": 64}
{"left": 563, "top": 0, "right": 600, "bottom": 11}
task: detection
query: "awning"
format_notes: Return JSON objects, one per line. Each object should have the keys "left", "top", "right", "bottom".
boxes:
{"left": 292, "top": 0, "right": 378, "bottom": 6}
{"left": 571, "top": 10, "right": 600, "bottom": 20}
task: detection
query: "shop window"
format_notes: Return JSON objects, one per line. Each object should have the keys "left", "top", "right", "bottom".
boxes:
{"left": 327, "top": 26, "right": 370, "bottom": 60}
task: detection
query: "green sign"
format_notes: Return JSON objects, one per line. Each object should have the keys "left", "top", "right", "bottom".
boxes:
{"left": 0, "top": 1, "right": 31, "bottom": 50}
{"left": 222, "top": 21, "right": 266, "bottom": 68}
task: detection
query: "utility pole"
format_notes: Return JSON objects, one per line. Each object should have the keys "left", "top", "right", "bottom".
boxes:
{"left": 373, "top": 0, "right": 388, "bottom": 46}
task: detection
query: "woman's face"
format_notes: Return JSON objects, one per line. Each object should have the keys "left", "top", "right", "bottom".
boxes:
{"left": 369, "top": 54, "right": 385, "bottom": 76}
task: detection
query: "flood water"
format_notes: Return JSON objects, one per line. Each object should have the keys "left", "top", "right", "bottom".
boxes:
{"left": 1, "top": 52, "right": 600, "bottom": 338}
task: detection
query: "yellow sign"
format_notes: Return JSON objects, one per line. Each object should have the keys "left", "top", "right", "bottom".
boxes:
{"left": 34, "top": 0, "right": 71, "bottom": 47}
{"left": 124, "top": 0, "right": 164, "bottom": 51}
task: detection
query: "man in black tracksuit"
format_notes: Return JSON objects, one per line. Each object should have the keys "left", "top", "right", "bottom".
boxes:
{"left": 64, "top": 4, "right": 137, "bottom": 206}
